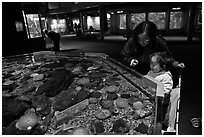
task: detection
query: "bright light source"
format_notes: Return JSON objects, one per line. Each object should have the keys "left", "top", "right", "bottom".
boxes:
{"left": 117, "top": 11, "right": 123, "bottom": 14}
{"left": 172, "top": 7, "right": 181, "bottom": 10}
{"left": 107, "top": 13, "right": 110, "bottom": 19}
{"left": 73, "top": 19, "right": 80, "bottom": 24}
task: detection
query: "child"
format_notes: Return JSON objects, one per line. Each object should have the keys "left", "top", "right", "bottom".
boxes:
{"left": 147, "top": 52, "right": 175, "bottom": 132}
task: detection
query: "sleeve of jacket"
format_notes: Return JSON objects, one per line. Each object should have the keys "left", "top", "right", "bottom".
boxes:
{"left": 121, "top": 38, "right": 135, "bottom": 64}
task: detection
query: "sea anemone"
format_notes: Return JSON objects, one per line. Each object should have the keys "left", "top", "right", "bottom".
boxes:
{"left": 16, "top": 113, "right": 38, "bottom": 130}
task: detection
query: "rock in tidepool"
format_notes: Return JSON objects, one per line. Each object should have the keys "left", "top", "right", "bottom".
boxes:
{"left": 2, "top": 97, "right": 30, "bottom": 127}
{"left": 89, "top": 92, "right": 101, "bottom": 98}
{"left": 88, "top": 97, "right": 99, "bottom": 104}
{"left": 33, "top": 74, "right": 44, "bottom": 81}
{"left": 16, "top": 113, "right": 38, "bottom": 131}
{"left": 95, "top": 109, "right": 111, "bottom": 120}
{"left": 105, "top": 85, "right": 118, "bottom": 93}
{"left": 76, "top": 77, "right": 90, "bottom": 85}
{"left": 112, "top": 118, "right": 129, "bottom": 134}
{"left": 93, "top": 121, "right": 105, "bottom": 134}
{"left": 71, "top": 127, "right": 90, "bottom": 135}
{"left": 32, "top": 94, "right": 51, "bottom": 115}
{"left": 133, "top": 101, "right": 143, "bottom": 110}
{"left": 36, "top": 70, "right": 74, "bottom": 97}
{"left": 116, "top": 98, "right": 129, "bottom": 108}
{"left": 107, "top": 92, "right": 118, "bottom": 100}
{"left": 135, "top": 122, "right": 148, "bottom": 134}
{"left": 53, "top": 89, "right": 76, "bottom": 111}
{"left": 101, "top": 100, "right": 114, "bottom": 109}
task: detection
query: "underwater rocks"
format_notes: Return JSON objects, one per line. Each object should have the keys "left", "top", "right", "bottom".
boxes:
{"left": 135, "top": 122, "right": 148, "bottom": 134}
{"left": 32, "top": 94, "right": 51, "bottom": 115}
{"left": 16, "top": 113, "right": 38, "bottom": 130}
{"left": 95, "top": 109, "right": 111, "bottom": 120}
{"left": 133, "top": 101, "right": 144, "bottom": 110}
{"left": 116, "top": 98, "right": 129, "bottom": 109}
{"left": 101, "top": 100, "right": 114, "bottom": 109}
{"left": 53, "top": 88, "right": 90, "bottom": 111}
{"left": 70, "top": 127, "right": 90, "bottom": 135}
{"left": 107, "top": 92, "right": 118, "bottom": 100}
{"left": 53, "top": 89, "right": 77, "bottom": 111}
{"left": 112, "top": 118, "right": 129, "bottom": 134}
{"left": 2, "top": 54, "right": 156, "bottom": 135}
{"left": 88, "top": 72, "right": 107, "bottom": 79}
{"left": 76, "top": 77, "right": 90, "bottom": 85}
{"left": 89, "top": 92, "right": 101, "bottom": 98}
{"left": 104, "top": 85, "right": 119, "bottom": 93}
{"left": 36, "top": 70, "right": 74, "bottom": 97}
{"left": 92, "top": 121, "right": 105, "bottom": 134}
{"left": 33, "top": 74, "right": 45, "bottom": 81}
{"left": 2, "top": 97, "right": 30, "bottom": 127}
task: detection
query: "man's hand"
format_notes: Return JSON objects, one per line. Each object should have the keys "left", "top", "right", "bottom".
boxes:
{"left": 130, "top": 59, "right": 139, "bottom": 66}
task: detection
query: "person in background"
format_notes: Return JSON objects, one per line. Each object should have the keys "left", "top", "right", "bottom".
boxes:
{"left": 74, "top": 23, "right": 78, "bottom": 32}
{"left": 43, "top": 29, "right": 61, "bottom": 51}
{"left": 121, "top": 21, "right": 184, "bottom": 75}
{"left": 89, "top": 26, "right": 94, "bottom": 33}
{"left": 146, "top": 51, "right": 175, "bottom": 132}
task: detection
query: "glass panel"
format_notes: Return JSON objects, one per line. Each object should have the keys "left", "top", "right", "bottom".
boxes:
{"left": 148, "top": 12, "right": 166, "bottom": 29}
{"left": 26, "top": 14, "right": 42, "bottom": 38}
{"left": 169, "top": 11, "right": 183, "bottom": 29}
{"left": 119, "top": 14, "right": 126, "bottom": 29}
{"left": 51, "top": 19, "right": 66, "bottom": 33}
{"left": 87, "top": 16, "right": 100, "bottom": 30}
{"left": 130, "top": 13, "right": 146, "bottom": 29}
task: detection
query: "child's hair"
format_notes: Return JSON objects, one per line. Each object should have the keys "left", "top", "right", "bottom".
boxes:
{"left": 149, "top": 52, "right": 173, "bottom": 71}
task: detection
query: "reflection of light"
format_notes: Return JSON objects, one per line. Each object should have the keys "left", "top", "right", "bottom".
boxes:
{"left": 34, "top": 18, "right": 39, "bottom": 21}
{"left": 73, "top": 19, "right": 80, "bottom": 24}
{"left": 117, "top": 11, "right": 123, "bottom": 13}
{"left": 107, "top": 13, "right": 110, "bottom": 19}
{"left": 110, "top": 12, "right": 114, "bottom": 14}
{"left": 172, "top": 7, "right": 181, "bottom": 10}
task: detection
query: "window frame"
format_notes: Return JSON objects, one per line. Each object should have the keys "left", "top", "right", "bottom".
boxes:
{"left": 22, "top": 11, "right": 43, "bottom": 39}
{"left": 130, "top": 12, "right": 146, "bottom": 30}
{"left": 169, "top": 10, "right": 184, "bottom": 30}
{"left": 147, "top": 11, "right": 167, "bottom": 30}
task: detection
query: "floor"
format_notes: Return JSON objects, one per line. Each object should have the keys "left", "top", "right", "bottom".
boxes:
{"left": 59, "top": 34, "right": 202, "bottom": 135}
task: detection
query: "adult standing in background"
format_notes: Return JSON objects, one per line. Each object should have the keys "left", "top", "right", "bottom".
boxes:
{"left": 43, "top": 30, "right": 61, "bottom": 51}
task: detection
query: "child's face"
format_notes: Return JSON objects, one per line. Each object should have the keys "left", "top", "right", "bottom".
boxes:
{"left": 150, "top": 55, "right": 163, "bottom": 73}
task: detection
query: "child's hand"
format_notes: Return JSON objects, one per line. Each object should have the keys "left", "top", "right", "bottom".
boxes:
{"left": 130, "top": 59, "right": 138, "bottom": 66}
